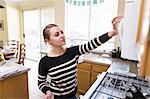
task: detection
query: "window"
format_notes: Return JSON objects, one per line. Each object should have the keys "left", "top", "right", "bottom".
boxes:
{"left": 65, "top": 0, "right": 118, "bottom": 51}
{"left": 23, "top": 7, "right": 55, "bottom": 61}
{"left": 40, "top": 7, "right": 55, "bottom": 51}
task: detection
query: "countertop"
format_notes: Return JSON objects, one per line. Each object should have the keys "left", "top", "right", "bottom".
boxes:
{"left": 79, "top": 53, "right": 138, "bottom": 75}
{"left": 0, "top": 59, "right": 30, "bottom": 80}
{"left": 79, "top": 53, "right": 125, "bottom": 65}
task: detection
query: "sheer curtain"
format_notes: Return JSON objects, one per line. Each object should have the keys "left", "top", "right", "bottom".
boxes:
{"left": 65, "top": 0, "right": 118, "bottom": 51}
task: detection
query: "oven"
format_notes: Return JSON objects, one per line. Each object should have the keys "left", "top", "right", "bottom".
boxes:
{"left": 82, "top": 72, "right": 150, "bottom": 99}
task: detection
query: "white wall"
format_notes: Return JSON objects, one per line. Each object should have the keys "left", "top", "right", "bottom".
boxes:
{"left": 0, "top": 7, "right": 8, "bottom": 45}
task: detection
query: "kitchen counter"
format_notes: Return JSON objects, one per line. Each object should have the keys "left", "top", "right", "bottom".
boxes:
{"left": 79, "top": 53, "right": 138, "bottom": 75}
{"left": 81, "top": 54, "right": 146, "bottom": 99}
{"left": 0, "top": 59, "right": 30, "bottom": 99}
{"left": 0, "top": 60, "right": 30, "bottom": 80}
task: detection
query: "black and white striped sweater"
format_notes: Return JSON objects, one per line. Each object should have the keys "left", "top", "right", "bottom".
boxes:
{"left": 38, "top": 33, "right": 111, "bottom": 97}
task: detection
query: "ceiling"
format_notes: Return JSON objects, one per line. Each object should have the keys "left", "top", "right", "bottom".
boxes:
{"left": 4, "top": 0, "right": 54, "bottom": 8}
{"left": 5, "top": 0, "right": 54, "bottom": 4}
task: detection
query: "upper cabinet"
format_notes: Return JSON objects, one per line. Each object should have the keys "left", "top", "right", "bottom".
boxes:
{"left": 119, "top": 0, "right": 141, "bottom": 61}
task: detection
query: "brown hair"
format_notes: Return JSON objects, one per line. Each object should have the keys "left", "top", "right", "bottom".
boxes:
{"left": 43, "top": 24, "right": 58, "bottom": 42}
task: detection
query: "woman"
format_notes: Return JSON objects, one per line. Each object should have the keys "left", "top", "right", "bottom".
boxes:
{"left": 38, "top": 16, "right": 123, "bottom": 99}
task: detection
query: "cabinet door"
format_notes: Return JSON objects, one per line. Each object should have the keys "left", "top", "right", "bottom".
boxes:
{"left": 78, "top": 62, "right": 91, "bottom": 70}
{"left": 0, "top": 73, "right": 29, "bottom": 99}
{"left": 91, "top": 64, "right": 109, "bottom": 84}
{"left": 77, "top": 68, "right": 91, "bottom": 94}
{"left": 92, "top": 64, "right": 109, "bottom": 73}
{"left": 91, "top": 72, "right": 99, "bottom": 85}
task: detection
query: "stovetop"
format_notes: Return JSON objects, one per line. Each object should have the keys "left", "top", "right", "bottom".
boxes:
{"left": 87, "top": 72, "right": 150, "bottom": 99}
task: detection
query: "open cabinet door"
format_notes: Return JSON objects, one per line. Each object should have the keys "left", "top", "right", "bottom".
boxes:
{"left": 140, "top": 29, "right": 150, "bottom": 76}
{"left": 120, "top": 0, "right": 141, "bottom": 61}
{"left": 136, "top": 0, "right": 150, "bottom": 76}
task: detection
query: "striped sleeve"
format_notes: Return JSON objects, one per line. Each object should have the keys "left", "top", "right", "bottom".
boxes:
{"left": 38, "top": 58, "right": 50, "bottom": 94}
{"left": 79, "top": 32, "right": 110, "bottom": 54}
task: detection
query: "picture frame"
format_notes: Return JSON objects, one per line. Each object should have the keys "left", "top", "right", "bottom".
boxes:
{"left": 0, "top": 20, "right": 4, "bottom": 31}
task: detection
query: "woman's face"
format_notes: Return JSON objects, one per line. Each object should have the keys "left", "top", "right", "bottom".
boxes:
{"left": 48, "top": 26, "right": 66, "bottom": 47}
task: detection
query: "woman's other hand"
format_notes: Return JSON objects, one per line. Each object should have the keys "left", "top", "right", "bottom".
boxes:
{"left": 108, "top": 16, "right": 123, "bottom": 37}
{"left": 45, "top": 90, "right": 54, "bottom": 99}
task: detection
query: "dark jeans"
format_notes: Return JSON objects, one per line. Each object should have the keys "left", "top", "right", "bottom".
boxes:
{"left": 54, "top": 94, "right": 77, "bottom": 99}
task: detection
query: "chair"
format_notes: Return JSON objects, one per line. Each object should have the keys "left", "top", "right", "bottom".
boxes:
{"left": 0, "top": 53, "right": 6, "bottom": 65}
{"left": 0, "top": 52, "right": 5, "bottom": 62}
{"left": 17, "top": 43, "right": 25, "bottom": 65}
{"left": 7, "top": 40, "right": 19, "bottom": 58}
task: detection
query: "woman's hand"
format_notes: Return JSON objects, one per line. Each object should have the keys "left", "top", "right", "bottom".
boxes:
{"left": 45, "top": 90, "right": 54, "bottom": 99}
{"left": 108, "top": 16, "right": 123, "bottom": 37}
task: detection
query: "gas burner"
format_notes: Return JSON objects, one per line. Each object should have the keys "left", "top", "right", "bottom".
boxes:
{"left": 89, "top": 72, "right": 150, "bottom": 99}
{"left": 110, "top": 79, "right": 124, "bottom": 86}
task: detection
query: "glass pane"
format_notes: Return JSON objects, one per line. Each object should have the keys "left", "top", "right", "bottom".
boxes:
{"left": 65, "top": 3, "right": 90, "bottom": 40}
{"left": 24, "top": 10, "right": 41, "bottom": 61}
{"left": 23, "top": 7, "right": 55, "bottom": 60}
{"left": 90, "top": 0, "right": 118, "bottom": 51}
{"left": 40, "top": 7, "right": 55, "bottom": 51}
{"left": 90, "top": 0, "right": 118, "bottom": 39}
{"left": 65, "top": 0, "right": 118, "bottom": 50}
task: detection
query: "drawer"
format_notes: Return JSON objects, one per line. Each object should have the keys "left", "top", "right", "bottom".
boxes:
{"left": 92, "top": 64, "right": 109, "bottom": 73}
{"left": 78, "top": 63, "right": 91, "bottom": 70}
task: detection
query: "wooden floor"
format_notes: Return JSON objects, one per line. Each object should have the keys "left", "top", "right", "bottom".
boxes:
{"left": 24, "top": 59, "right": 45, "bottom": 99}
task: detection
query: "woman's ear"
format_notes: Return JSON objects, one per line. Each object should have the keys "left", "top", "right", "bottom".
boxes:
{"left": 48, "top": 39, "right": 53, "bottom": 45}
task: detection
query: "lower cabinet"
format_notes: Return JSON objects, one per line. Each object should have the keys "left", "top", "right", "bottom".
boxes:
{"left": 77, "top": 62, "right": 109, "bottom": 94}
{"left": 91, "top": 72, "right": 99, "bottom": 85}
{"left": 91, "top": 64, "right": 109, "bottom": 85}
{"left": 77, "top": 69, "right": 91, "bottom": 94}
{"left": 77, "top": 63, "right": 91, "bottom": 94}
{"left": 0, "top": 72, "right": 29, "bottom": 99}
